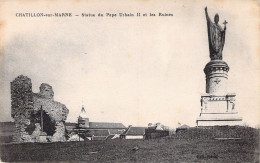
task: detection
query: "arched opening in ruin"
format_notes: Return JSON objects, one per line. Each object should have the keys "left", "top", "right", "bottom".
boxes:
{"left": 25, "top": 110, "right": 56, "bottom": 136}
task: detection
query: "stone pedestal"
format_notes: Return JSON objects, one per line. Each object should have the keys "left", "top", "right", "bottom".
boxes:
{"left": 196, "top": 60, "right": 242, "bottom": 126}
{"left": 196, "top": 93, "right": 242, "bottom": 126}
{"left": 204, "top": 60, "right": 229, "bottom": 95}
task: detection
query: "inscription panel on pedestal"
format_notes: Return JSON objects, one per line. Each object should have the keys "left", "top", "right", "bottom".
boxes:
{"left": 201, "top": 95, "right": 236, "bottom": 113}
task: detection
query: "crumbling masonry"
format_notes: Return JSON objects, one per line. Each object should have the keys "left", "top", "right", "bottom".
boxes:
{"left": 11, "top": 75, "right": 69, "bottom": 142}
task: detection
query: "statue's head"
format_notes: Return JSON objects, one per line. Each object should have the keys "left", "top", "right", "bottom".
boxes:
{"left": 214, "top": 14, "right": 219, "bottom": 24}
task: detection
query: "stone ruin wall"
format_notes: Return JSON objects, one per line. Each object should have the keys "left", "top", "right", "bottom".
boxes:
{"left": 11, "top": 75, "right": 69, "bottom": 143}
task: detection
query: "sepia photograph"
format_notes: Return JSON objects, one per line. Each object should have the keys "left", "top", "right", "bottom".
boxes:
{"left": 0, "top": 0, "right": 259, "bottom": 162}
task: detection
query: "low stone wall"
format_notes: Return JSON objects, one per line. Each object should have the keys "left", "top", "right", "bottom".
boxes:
{"left": 145, "top": 129, "right": 169, "bottom": 139}
{"left": 171, "top": 126, "right": 259, "bottom": 140}
{"left": 11, "top": 75, "right": 69, "bottom": 143}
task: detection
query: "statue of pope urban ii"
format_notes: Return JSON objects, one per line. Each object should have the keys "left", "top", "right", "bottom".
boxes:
{"left": 205, "top": 7, "right": 227, "bottom": 60}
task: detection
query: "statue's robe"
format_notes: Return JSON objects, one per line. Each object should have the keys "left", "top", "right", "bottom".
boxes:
{"left": 206, "top": 14, "right": 226, "bottom": 60}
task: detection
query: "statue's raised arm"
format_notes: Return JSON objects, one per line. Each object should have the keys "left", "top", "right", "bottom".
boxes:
{"left": 205, "top": 7, "right": 226, "bottom": 60}
{"left": 205, "top": 7, "right": 211, "bottom": 22}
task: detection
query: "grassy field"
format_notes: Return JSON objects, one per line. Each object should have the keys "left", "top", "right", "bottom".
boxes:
{"left": 0, "top": 138, "right": 259, "bottom": 162}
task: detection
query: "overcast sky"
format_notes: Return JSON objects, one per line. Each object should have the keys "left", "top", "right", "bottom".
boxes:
{"left": 0, "top": 0, "right": 259, "bottom": 128}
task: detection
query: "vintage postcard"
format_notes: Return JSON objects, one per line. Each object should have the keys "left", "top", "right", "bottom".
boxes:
{"left": 0, "top": 0, "right": 259, "bottom": 162}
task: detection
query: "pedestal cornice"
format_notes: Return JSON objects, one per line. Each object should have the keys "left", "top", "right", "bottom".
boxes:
{"left": 204, "top": 60, "right": 229, "bottom": 74}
